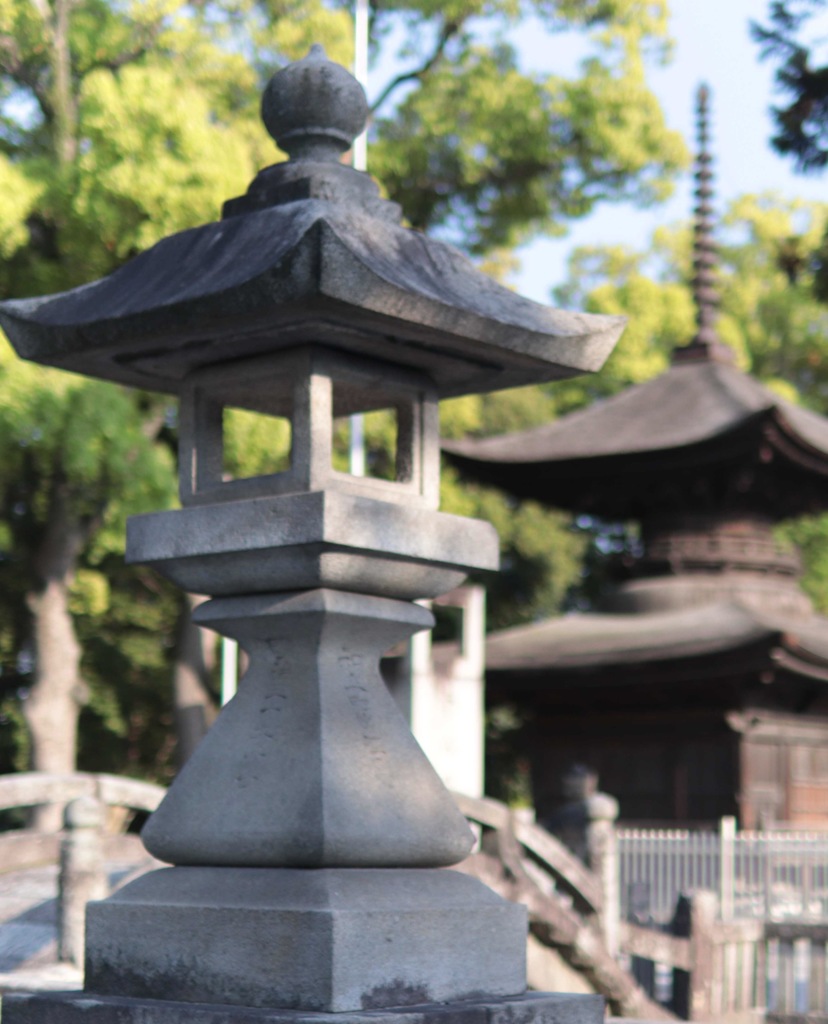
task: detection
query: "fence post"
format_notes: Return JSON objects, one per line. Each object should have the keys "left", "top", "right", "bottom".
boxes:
{"left": 719, "top": 815, "right": 736, "bottom": 923}
{"left": 58, "top": 795, "right": 108, "bottom": 967}
{"left": 672, "top": 890, "right": 718, "bottom": 1020}
{"left": 586, "top": 790, "right": 620, "bottom": 958}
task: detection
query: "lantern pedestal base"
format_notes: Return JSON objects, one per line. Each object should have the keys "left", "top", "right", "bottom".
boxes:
{"left": 83, "top": 867, "right": 527, "bottom": 1012}
{"left": 1, "top": 991, "right": 605, "bottom": 1024}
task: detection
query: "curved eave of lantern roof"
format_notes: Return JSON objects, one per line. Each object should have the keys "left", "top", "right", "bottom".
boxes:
{"left": 483, "top": 601, "right": 828, "bottom": 683}
{"left": 444, "top": 359, "right": 828, "bottom": 513}
{"left": 0, "top": 200, "right": 624, "bottom": 401}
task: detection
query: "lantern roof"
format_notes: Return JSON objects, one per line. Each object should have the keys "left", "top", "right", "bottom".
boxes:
{"left": 0, "top": 46, "right": 623, "bottom": 398}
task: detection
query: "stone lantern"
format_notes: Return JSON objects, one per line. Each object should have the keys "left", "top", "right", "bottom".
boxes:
{"left": 0, "top": 46, "right": 624, "bottom": 1024}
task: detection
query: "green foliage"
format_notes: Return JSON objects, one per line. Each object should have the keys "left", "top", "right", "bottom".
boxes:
{"left": 0, "top": 0, "right": 688, "bottom": 276}
{"left": 777, "top": 515, "right": 828, "bottom": 613}
{"left": 752, "top": 1, "right": 828, "bottom": 173}
{"left": 440, "top": 388, "right": 587, "bottom": 629}
{"left": 223, "top": 408, "right": 292, "bottom": 479}
{"left": 0, "top": 334, "right": 176, "bottom": 779}
{"left": 371, "top": 0, "right": 687, "bottom": 253}
{"left": 485, "top": 703, "right": 534, "bottom": 807}
{"left": 74, "top": 561, "right": 181, "bottom": 781}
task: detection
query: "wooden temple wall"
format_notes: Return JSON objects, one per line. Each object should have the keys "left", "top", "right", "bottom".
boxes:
{"left": 528, "top": 712, "right": 740, "bottom": 828}
{"left": 527, "top": 708, "right": 828, "bottom": 829}
{"left": 737, "top": 711, "right": 828, "bottom": 829}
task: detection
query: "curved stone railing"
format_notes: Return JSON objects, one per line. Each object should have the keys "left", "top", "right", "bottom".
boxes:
{"left": 0, "top": 772, "right": 165, "bottom": 874}
{"left": 0, "top": 772, "right": 165, "bottom": 814}
{"left": 454, "top": 792, "right": 603, "bottom": 917}
{"left": 0, "top": 772, "right": 166, "bottom": 970}
{"left": 453, "top": 792, "right": 674, "bottom": 1021}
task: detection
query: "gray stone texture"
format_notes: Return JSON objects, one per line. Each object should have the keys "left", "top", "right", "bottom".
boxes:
{"left": 58, "top": 798, "right": 108, "bottom": 967}
{"left": 176, "top": 348, "right": 442, "bottom": 511}
{"left": 126, "top": 490, "right": 498, "bottom": 600}
{"left": 0, "top": 205, "right": 624, "bottom": 398}
{"left": 85, "top": 867, "right": 527, "bottom": 1012}
{"left": 2, "top": 991, "right": 605, "bottom": 1024}
{"left": 261, "top": 46, "right": 369, "bottom": 162}
{"left": 141, "top": 590, "right": 474, "bottom": 868}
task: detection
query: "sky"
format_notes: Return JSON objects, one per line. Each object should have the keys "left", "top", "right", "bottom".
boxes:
{"left": 507, "top": 0, "right": 828, "bottom": 305}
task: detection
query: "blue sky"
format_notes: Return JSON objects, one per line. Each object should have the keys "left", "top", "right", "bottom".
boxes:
{"left": 508, "top": 0, "right": 828, "bottom": 304}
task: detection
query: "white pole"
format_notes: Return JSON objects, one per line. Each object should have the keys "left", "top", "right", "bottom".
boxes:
{"left": 353, "top": 0, "right": 369, "bottom": 174}
{"left": 349, "top": 0, "right": 369, "bottom": 476}
{"left": 221, "top": 637, "right": 238, "bottom": 705}
{"left": 719, "top": 814, "right": 736, "bottom": 922}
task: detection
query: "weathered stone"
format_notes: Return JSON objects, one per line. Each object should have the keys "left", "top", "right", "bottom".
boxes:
{"left": 2, "top": 991, "right": 605, "bottom": 1024}
{"left": 176, "top": 348, "right": 442, "bottom": 510}
{"left": 58, "top": 798, "right": 107, "bottom": 967}
{"left": 85, "top": 868, "right": 527, "bottom": 1011}
{"left": 141, "top": 590, "right": 473, "bottom": 868}
{"left": 261, "top": 45, "right": 369, "bottom": 163}
{"left": 0, "top": 49, "right": 623, "bottom": 399}
{"left": 126, "top": 490, "right": 498, "bottom": 600}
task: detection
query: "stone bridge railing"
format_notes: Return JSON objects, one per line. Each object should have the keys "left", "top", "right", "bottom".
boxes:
{"left": 0, "top": 771, "right": 165, "bottom": 869}
{"left": 454, "top": 793, "right": 673, "bottom": 1020}
{"left": 0, "top": 772, "right": 166, "bottom": 967}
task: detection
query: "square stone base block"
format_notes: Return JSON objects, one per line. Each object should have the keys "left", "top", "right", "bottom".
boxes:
{"left": 84, "top": 867, "right": 528, "bottom": 1013}
{"left": 2, "top": 991, "right": 604, "bottom": 1024}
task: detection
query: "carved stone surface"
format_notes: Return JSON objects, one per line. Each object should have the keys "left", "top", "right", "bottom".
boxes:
{"left": 0, "top": 45, "right": 623, "bottom": 398}
{"left": 126, "top": 491, "right": 499, "bottom": 600}
{"left": 85, "top": 868, "right": 527, "bottom": 1011}
{"left": 141, "top": 591, "right": 473, "bottom": 868}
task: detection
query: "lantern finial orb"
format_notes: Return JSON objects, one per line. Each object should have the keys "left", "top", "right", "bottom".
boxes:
{"left": 261, "top": 44, "right": 368, "bottom": 162}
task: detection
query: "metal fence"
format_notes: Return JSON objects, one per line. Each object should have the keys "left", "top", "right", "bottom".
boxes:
{"left": 618, "top": 819, "right": 828, "bottom": 924}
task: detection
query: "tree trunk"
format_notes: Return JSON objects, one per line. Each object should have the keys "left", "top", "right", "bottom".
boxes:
{"left": 25, "top": 478, "right": 90, "bottom": 831}
{"left": 173, "top": 595, "right": 217, "bottom": 768}
{"left": 50, "top": 0, "right": 78, "bottom": 166}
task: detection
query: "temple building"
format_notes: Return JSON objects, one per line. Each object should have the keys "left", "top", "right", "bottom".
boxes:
{"left": 445, "top": 87, "right": 828, "bottom": 829}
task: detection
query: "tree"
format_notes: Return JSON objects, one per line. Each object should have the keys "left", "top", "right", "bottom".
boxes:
{"left": 0, "top": 350, "right": 176, "bottom": 823}
{"left": 753, "top": 1, "right": 828, "bottom": 172}
{"left": 370, "top": 0, "right": 687, "bottom": 253}
{"left": 752, "top": 5, "right": 828, "bottom": 393}
{"left": 0, "top": 0, "right": 271, "bottom": 807}
{"left": 0, "top": 0, "right": 687, "bottom": 795}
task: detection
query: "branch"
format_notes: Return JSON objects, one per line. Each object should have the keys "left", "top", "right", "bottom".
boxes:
{"left": 370, "top": 19, "right": 461, "bottom": 114}
{"left": 0, "top": 39, "right": 54, "bottom": 122}
{"left": 140, "top": 404, "right": 168, "bottom": 442}
{"left": 83, "top": 40, "right": 154, "bottom": 74}
{"left": 0, "top": 34, "right": 23, "bottom": 72}
{"left": 81, "top": 18, "right": 165, "bottom": 76}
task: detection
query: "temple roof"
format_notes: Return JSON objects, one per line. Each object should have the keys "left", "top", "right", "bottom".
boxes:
{"left": 445, "top": 85, "right": 828, "bottom": 521}
{"left": 444, "top": 359, "right": 828, "bottom": 519}
{"left": 484, "top": 601, "right": 828, "bottom": 685}
{"left": 473, "top": 87, "right": 828, "bottom": 695}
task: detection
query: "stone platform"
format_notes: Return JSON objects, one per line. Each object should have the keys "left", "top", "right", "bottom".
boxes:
{"left": 84, "top": 867, "right": 527, "bottom": 1012}
{"left": 3, "top": 990, "right": 604, "bottom": 1024}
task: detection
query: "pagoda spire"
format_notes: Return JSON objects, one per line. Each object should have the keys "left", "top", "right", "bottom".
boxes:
{"left": 673, "top": 83, "right": 735, "bottom": 365}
